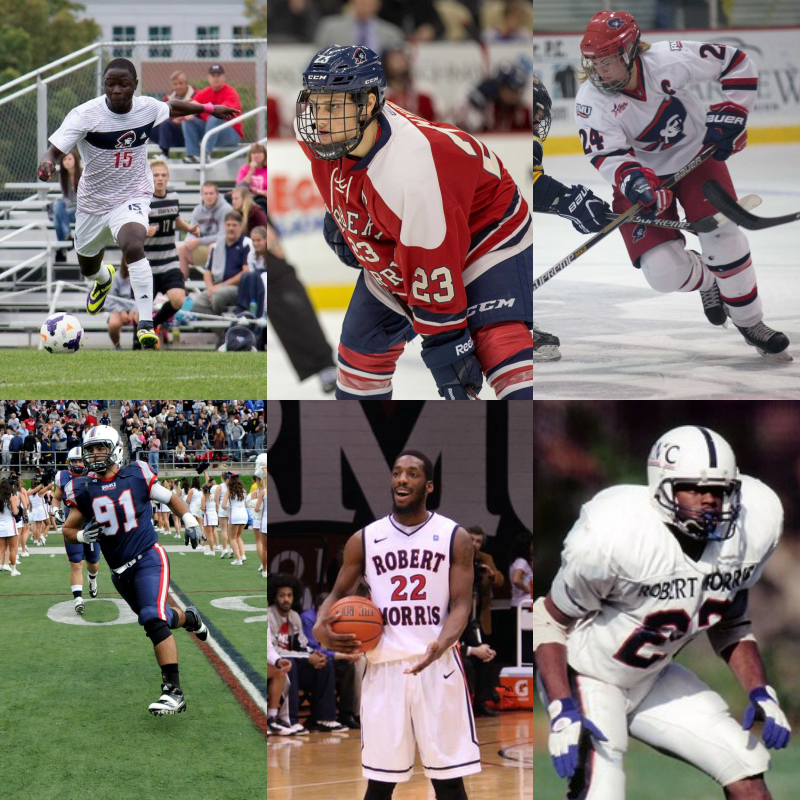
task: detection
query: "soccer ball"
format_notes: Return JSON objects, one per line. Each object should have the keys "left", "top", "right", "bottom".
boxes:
{"left": 40, "top": 313, "right": 83, "bottom": 354}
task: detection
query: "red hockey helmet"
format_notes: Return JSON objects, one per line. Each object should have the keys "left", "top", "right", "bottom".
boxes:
{"left": 580, "top": 11, "right": 641, "bottom": 93}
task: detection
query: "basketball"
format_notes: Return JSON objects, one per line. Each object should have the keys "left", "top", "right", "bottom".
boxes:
{"left": 329, "top": 596, "right": 384, "bottom": 653}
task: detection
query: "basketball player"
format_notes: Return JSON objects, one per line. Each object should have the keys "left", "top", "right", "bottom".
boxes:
{"left": 313, "top": 451, "right": 480, "bottom": 800}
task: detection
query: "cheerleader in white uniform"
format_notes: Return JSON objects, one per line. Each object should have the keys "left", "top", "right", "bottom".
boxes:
{"left": 169, "top": 479, "right": 183, "bottom": 538}
{"left": 222, "top": 475, "right": 247, "bottom": 565}
{"left": 186, "top": 478, "right": 204, "bottom": 549}
{"left": 176, "top": 479, "right": 189, "bottom": 538}
{"left": 0, "top": 479, "right": 21, "bottom": 575}
{"left": 215, "top": 476, "right": 232, "bottom": 558}
{"left": 248, "top": 477, "right": 266, "bottom": 577}
{"left": 201, "top": 482, "right": 219, "bottom": 555}
{"left": 157, "top": 479, "right": 172, "bottom": 534}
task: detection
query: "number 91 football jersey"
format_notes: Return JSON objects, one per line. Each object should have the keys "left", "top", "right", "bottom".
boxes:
{"left": 550, "top": 475, "right": 782, "bottom": 689}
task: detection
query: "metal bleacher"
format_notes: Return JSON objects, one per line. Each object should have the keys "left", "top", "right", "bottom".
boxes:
{"left": 0, "top": 38, "right": 267, "bottom": 349}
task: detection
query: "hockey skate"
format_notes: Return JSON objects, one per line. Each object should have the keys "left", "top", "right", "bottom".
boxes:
{"left": 699, "top": 281, "right": 729, "bottom": 327}
{"left": 735, "top": 321, "right": 792, "bottom": 362}
{"left": 532, "top": 327, "right": 561, "bottom": 362}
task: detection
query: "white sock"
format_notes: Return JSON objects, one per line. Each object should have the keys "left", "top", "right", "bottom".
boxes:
{"left": 71, "top": 584, "right": 82, "bottom": 593}
{"left": 126, "top": 257, "right": 154, "bottom": 322}
{"left": 93, "top": 263, "right": 112, "bottom": 285}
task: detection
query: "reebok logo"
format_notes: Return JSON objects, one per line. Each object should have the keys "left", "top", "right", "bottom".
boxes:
{"left": 455, "top": 339, "right": 474, "bottom": 356}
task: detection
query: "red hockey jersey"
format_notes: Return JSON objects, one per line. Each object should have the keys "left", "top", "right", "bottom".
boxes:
{"left": 297, "top": 101, "right": 531, "bottom": 336}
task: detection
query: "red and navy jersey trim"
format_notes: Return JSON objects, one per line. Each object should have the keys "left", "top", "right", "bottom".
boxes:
{"left": 719, "top": 49, "right": 746, "bottom": 79}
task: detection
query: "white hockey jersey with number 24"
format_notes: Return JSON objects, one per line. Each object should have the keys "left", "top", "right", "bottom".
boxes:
{"left": 574, "top": 40, "right": 758, "bottom": 185}
{"left": 550, "top": 476, "right": 781, "bottom": 689}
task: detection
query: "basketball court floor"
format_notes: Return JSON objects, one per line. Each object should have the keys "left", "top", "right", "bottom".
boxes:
{"left": 267, "top": 711, "right": 533, "bottom": 799}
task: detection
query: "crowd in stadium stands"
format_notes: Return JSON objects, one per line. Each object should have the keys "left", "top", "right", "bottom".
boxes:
{"left": 264, "top": 528, "right": 534, "bottom": 734}
{"left": 267, "top": 0, "right": 534, "bottom": 136}
{"left": 0, "top": 400, "right": 264, "bottom": 470}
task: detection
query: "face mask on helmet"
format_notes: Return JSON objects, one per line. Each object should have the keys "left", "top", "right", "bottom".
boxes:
{"left": 83, "top": 444, "right": 113, "bottom": 472}
{"left": 68, "top": 459, "right": 85, "bottom": 476}
{"left": 647, "top": 426, "right": 742, "bottom": 542}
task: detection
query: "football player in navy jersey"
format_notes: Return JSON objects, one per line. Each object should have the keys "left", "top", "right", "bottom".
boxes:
{"left": 52, "top": 446, "right": 101, "bottom": 615}
{"left": 62, "top": 425, "right": 209, "bottom": 716}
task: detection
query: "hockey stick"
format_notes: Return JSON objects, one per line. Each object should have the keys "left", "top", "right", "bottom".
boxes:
{"left": 534, "top": 194, "right": 761, "bottom": 233}
{"left": 702, "top": 179, "right": 800, "bottom": 230}
{"left": 370, "top": 276, "right": 481, "bottom": 400}
{"left": 533, "top": 145, "right": 718, "bottom": 292}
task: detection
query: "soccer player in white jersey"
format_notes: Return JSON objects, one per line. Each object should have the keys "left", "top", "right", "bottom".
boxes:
{"left": 574, "top": 12, "right": 789, "bottom": 360}
{"left": 534, "top": 426, "right": 791, "bottom": 800}
{"left": 313, "top": 451, "right": 479, "bottom": 800}
{"left": 37, "top": 58, "right": 237, "bottom": 349}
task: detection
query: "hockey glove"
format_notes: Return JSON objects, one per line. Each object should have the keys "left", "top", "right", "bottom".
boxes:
{"left": 547, "top": 697, "right": 608, "bottom": 779}
{"left": 54, "top": 507, "right": 66, "bottom": 526}
{"left": 323, "top": 211, "right": 361, "bottom": 269}
{"left": 743, "top": 685, "right": 791, "bottom": 749}
{"left": 704, "top": 103, "right": 748, "bottom": 161}
{"left": 618, "top": 164, "right": 673, "bottom": 221}
{"left": 77, "top": 519, "right": 106, "bottom": 544}
{"left": 554, "top": 185, "right": 612, "bottom": 234}
{"left": 420, "top": 328, "right": 483, "bottom": 400}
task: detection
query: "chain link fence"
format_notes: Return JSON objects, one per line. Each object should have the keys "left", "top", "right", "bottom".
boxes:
{"left": 0, "top": 38, "right": 266, "bottom": 204}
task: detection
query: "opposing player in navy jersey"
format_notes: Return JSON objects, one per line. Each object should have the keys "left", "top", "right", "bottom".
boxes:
{"left": 61, "top": 425, "right": 209, "bottom": 715}
{"left": 37, "top": 58, "right": 237, "bottom": 349}
{"left": 51, "top": 447, "right": 100, "bottom": 615}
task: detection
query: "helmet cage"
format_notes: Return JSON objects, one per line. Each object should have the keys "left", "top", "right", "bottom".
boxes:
{"left": 581, "top": 40, "right": 639, "bottom": 93}
{"left": 296, "top": 87, "right": 381, "bottom": 161}
{"left": 654, "top": 476, "right": 742, "bottom": 541}
{"left": 532, "top": 77, "right": 552, "bottom": 142}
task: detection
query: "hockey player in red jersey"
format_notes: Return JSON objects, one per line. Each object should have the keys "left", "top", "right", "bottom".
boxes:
{"left": 296, "top": 45, "right": 534, "bottom": 399}
{"left": 575, "top": 11, "right": 790, "bottom": 360}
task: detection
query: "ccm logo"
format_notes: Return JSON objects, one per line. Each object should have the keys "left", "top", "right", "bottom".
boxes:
{"left": 455, "top": 339, "right": 474, "bottom": 356}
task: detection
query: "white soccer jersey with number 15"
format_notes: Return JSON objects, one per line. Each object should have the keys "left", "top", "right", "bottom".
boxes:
{"left": 550, "top": 476, "right": 781, "bottom": 689}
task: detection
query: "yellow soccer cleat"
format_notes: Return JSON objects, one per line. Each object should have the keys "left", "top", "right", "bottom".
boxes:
{"left": 136, "top": 323, "right": 160, "bottom": 350}
{"left": 86, "top": 263, "right": 116, "bottom": 315}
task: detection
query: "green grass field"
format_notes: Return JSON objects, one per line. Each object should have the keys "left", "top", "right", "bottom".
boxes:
{"left": 533, "top": 642, "right": 800, "bottom": 799}
{"left": 0, "top": 529, "right": 268, "bottom": 800}
{"left": 0, "top": 350, "right": 266, "bottom": 395}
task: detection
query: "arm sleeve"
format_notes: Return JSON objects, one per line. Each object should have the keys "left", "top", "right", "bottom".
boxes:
{"left": 150, "top": 483, "right": 173, "bottom": 504}
{"left": 49, "top": 108, "right": 88, "bottom": 155}
{"left": 549, "top": 508, "right": 617, "bottom": 619}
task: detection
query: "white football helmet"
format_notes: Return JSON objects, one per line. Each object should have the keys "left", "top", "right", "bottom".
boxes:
{"left": 82, "top": 425, "right": 124, "bottom": 473}
{"left": 647, "top": 425, "right": 741, "bottom": 541}
{"left": 67, "top": 446, "right": 85, "bottom": 475}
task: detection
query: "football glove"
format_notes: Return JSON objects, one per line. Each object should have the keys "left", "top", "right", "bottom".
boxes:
{"left": 420, "top": 328, "right": 483, "bottom": 400}
{"left": 554, "top": 184, "right": 612, "bottom": 234}
{"left": 617, "top": 164, "right": 673, "bottom": 221}
{"left": 77, "top": 519, "right": 106, "bottom": 544}
{"left": 54, "top": 507, "right": 66, "bottom": 525}
{"left": 323, "top": 210, "right": 361, "bottom": 269}
{"left": 547, "top": 697, "right": 607, "bottom": 779}
{"left": 184, "top": 525, "right": 204, "bottom": 550}
{"left": 743, "top": 685, "right": 791, "bottom": 749}
{"left": 703, "top": 103, "right": 747, "bottom": 162}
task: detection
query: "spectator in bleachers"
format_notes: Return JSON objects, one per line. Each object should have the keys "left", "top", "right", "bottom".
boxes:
{"left": 191, "top": 211, "right": 251, "bottom": 318}
{"left": 509, "top": 531, "right": 533, "bottom": 608}
{"left": 456, "top": 61, "right": 532, "bottom": 133}
{"left": 105, "top": 262, "right": 138, "bottom": 350}
{"left": 0, "top": 428, "right": 10, "bottom": 467}
{"left": 235, "top": 225, "right": 266, "bottom": 316}
{"left": 52, "top": 149, "right": 81, "bottom": 264}
{"left": 481, "top": 0, "right": 532, "bottom": 43}
{"left": 148, "top": 430, "right": 160, "bottom": 474}
{"left": 178, "top": 182, "right": 232, "bottom": 277}
{"left": 9, "top": 430, "right": 23, "bottom": 469}
{"left": 382, "top": 46, "right": 437, "bottom": 121}
{"left": 235, "top": 143, "right": 268, "bottom": 213}
{"left": 268, "top": 0, "right": 319, "bottom": 43}
{"left": 182, "top": 65, "right": 243, "bottom": 164}
{"left": 380, "top": 0, "right": 444, "bottom": 42}
{"left": 153, "top": 70, "right": 197, "bottom": 158}
{"left": 315, "top": 0, "right": 405, "bottom": 52}
{"left": 52, "top": 424, "right": 67, "bottom": 467}
{"left": 230, "top": 186, "right": 268, "bottom": 236}
{"left": 175, "top": 440, "right": 187, "bottom": 465}
{"left": 267, "top": 97, "right": 282, "bottom": 138}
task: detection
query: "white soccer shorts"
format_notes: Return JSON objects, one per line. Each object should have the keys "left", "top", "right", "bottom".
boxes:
{"left": 360, "top": 646, "right": 482, "bottom": 783}
{"left": 74, "top": 195, "right": 151, "bottom": 257}
{"left": 540, "top": 662, "right": 771, "bottom": 799}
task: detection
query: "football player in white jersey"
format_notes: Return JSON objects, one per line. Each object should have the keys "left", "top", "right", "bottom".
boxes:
{"left": 534, "top": 426, "right": 790, "bottom": 799}
{"left": 313, "top": 451, "right": 479, "bottom": 800}
{"left": 574, "top": 12, "right": 789, "bottom": 360}
{"left": 37, "top": 58, "right": 238, "bottom": 349}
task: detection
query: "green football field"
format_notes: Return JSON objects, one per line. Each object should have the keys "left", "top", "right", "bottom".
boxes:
{"left": 533, "top": 646, "right": 800, "bottom": 799}
{"left": 0, "top": 529, "right": 268, "bottom": 800}
{"left": 0, "top": 350, "right": 266, "bottom": 395}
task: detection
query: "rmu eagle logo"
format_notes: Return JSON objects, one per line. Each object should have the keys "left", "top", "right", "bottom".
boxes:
{"left": 635, "top": 97, "right": 688, "bottom": 152}
{"left": 353, "top": 48, "right": 367, "bottom": 65}
{"left": 607, "top": 17, "right": 625, "bottom": 29}
{"left": 115, "top": 130, "right": 136, "bottom": 148}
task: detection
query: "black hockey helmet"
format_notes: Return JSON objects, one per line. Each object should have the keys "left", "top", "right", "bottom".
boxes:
{"left": 532, "top": 76, "right": 552, "bottom": 142}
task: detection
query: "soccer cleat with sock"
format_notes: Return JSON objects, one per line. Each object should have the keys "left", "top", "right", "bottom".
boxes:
{"left": 148, "top": 683, "right": 186, "bottom": 716}
{"left": 136, "top": 322, "right": 160, "bottom": 350}
{"left": 89, "top": 577, "right": 98, "bottom": 598}
{"left": 74, "top": 597, "right": 85, "bottom": 615}
{"left": 86, "top": 264, "right": 116, "bottom": 315}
